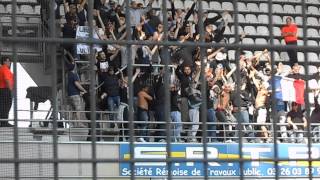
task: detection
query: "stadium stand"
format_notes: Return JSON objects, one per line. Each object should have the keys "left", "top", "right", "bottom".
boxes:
{"left": 0, "top": 0, "right": 320, "bottom": 144}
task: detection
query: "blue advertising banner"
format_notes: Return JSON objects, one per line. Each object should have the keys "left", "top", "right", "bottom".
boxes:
{"left": 119, "top": 143, "right": 320, "bottom": 177}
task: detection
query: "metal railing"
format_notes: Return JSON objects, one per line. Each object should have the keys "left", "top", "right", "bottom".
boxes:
{"left": 0, "top": 109, "right": 318, "bottom": 144}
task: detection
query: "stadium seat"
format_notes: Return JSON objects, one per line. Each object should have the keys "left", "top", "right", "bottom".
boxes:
{"left": 224, "top": 26, "right": 232, "bottom": 35}
{"left": 307, "top": 28, "right": 319, "bottom": 37}
{"left": 201, "top": 1, "right": 209, "bottom": 10}
{"left": 20, "top": 5, "right": 34, "bottom": 14}
{"left": 273, "top": 39, "right": 281, "bottom": 45}
{"left": 273, "top": 15, "right": 283, "bottom": 24}
{"left": 34, "top": 5, "right": 40, "bottom": 14}
{"left": 295, "top": 5, "right": 302, "bottom": 14}
{"left": 273, "top": 27, "right": 282, "bottom": 36}
{"left": 307, "top": 52, "right": 319, "bottom": 62}
{"left": 259, "top": 3, "right": 268, "bottom": 13}
{"left": 228, "top": 50, "right": 235, "bottom": 60}
{"left": 283, "top": 4, "right": 296, "bottom": 14}
{"left": 222, "top": 2, "right": 233, "bottom": 11}
{"left": 280, "top": 52, "right": 290, "bottom": 61}
{"left": 228, "top": 37, "right": 235, "bottom": 44}
{"left": 231, "top": 25, "right": 243, "bottom": 34}
{"left": 242, "top": 38, "right": 255, "bottom": 44}
{"left": 308, "top": 5, "right": 319, "bottom": 15}
{"left": 151, "top": 0, "right": 160, "bottom": 8}
{"left": 273, "top": 51, "right": 281, "bottom": 61}
{"left": 272, "top": 4, "right": 283, "bottom": 13}
{"left": 245, "top": 14, "right": 258, "bottom": 24}
{"left": 257, "top": 26, "right": 269, "bottom": 36}
{"left": 237, "top": 2, "right": 248, "bottom": 11}
{"left": 237, "top": 14, "right": 246, "bottom": 23}
{"left": 247, "top": 3, "right": 259, "bottom": 13}
{"left": 297, "top": 52, "right": 305, "bottom": 62}
{"left": 174, "top": 0, "right": 184, "bottom": 9}
{"left": 258, "top": 14, "right": 269, "bottom": 24}
{"left": 256, "top": 38, "right": 268, "bottom": 44}
{"left": 295, "top": 16, "right": 303, "bottom": 25}
{"left": 6, "top": 4, "right": 13, "bottom": 13}
{"left": 184, "top": 0, "right": 194, "bottom": 8}
{"left": 307, "top": 17, "right": 319, "bottom": 26}
{"left": 244, "top": 26, "right": 256, "bottom": 35}
{"left": 209, "top": 1, "right": 221, "bottom": 10}
{"left": 0, "top": 4, "right": 5, "bottom": 13}
{"left": 307, "top": 40, "right": 318, "bottom": 46}
{"left": 308, "top": 65, "right": 318, "bottom": 75}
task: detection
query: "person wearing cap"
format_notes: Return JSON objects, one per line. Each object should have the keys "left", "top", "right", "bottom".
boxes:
{"left": 67, "top": 61, "right": 87, "bottom": 128}
{"left": 287, "top": 102, "right": 307, "bottom": 143}
{"left": 0, "top": 57, "right": 14, "bottom": 127}
{"left": 281, "top": 16, "right": 298, "bottom": 66}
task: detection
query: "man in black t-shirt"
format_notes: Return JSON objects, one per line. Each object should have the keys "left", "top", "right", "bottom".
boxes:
{"left": 287, "top": 102, "right": 307, "bottom": 143}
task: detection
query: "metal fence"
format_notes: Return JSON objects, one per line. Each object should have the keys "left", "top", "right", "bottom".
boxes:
{"left": 1, "top": 0, "right": 320, "bottom": 179}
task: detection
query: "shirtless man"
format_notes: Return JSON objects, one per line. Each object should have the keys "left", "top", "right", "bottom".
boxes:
{"left": 251, "top": 71, "right": 270, "bottom": 142}
{"left": 137, "top": 85, "right": 153, "bottom": 142}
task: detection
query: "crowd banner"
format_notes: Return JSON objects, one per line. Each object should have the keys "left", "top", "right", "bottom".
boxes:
{"left": 120, "top": 143, "right": 320, "bottom": 177}
{"left": 76, "top": 26, "right": 102, "bottom": 54}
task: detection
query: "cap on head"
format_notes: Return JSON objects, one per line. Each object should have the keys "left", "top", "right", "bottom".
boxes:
{"left": 215, "top": 52, "right": 226, "bottom": 61}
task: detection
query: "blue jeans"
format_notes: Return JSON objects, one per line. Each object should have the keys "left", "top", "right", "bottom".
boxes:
{"left": 233, "top": 109, "right": 254, "bottom": 140}
{"left": 207, "top": 108, "right": 217, "bottom": 140}
{"left": 107, "top": 96, "right": 120, "bottom": 120}
{"left": 137, "top": 107, "right": 149, "bottom": 138}
{"left": 154, "top": 105, "right": 165, "bottom": 141}
{"left": 171, "top": 111, "right": 182, "bottom": 140}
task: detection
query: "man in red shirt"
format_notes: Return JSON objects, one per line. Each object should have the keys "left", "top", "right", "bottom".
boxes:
{"left": 0, "top": 57, "right": 14, "bottom": 127}
{"left": 281, "top": 16, "right": 298, "bottom": 66}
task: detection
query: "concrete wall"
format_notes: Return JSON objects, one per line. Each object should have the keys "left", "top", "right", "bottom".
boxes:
{"left": 0, "top": 142, "right": 120, "bottom": 179}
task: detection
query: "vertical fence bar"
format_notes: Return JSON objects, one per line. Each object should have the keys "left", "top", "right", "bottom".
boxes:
{"left": 86, "top": 0, "right": 97, "bottom": 179}
{"left": 11, "top": 0, "right": 19, "bottom": 179}
{"left": 161, "top": 0, "right": 172, "bottom": 179}
{"left": 48, "top": 0, "right": 58, "bottom": 179}
{"left": 198, "top": 1, "right": 208, "bottom": 180}
{"left": 301, "top": 0, "right": 313, "bottom": 180}
{"left": 231, "top": 1, "right": 244, "bottom": 180}
{"left": 123, "top": 0, "right": 134, "bottom": 180}
{"left": 267, "top": 1, "right": 279, "bottom": 180}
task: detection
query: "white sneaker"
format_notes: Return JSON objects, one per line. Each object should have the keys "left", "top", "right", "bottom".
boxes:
{"left": 137, "top": 138, "right": 146, "bottom": 142}
{"left": 225, "top": 139, "right": 234, "bottom": 143}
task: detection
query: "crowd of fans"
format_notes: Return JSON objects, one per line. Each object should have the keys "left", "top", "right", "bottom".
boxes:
{"left": 55, "top": 0, "right": 320, "bottom": 143}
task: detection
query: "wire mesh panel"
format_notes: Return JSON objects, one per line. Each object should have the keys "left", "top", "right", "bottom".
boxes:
{"left": 0, "top": 0, "right": 320, "bottom": 179}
